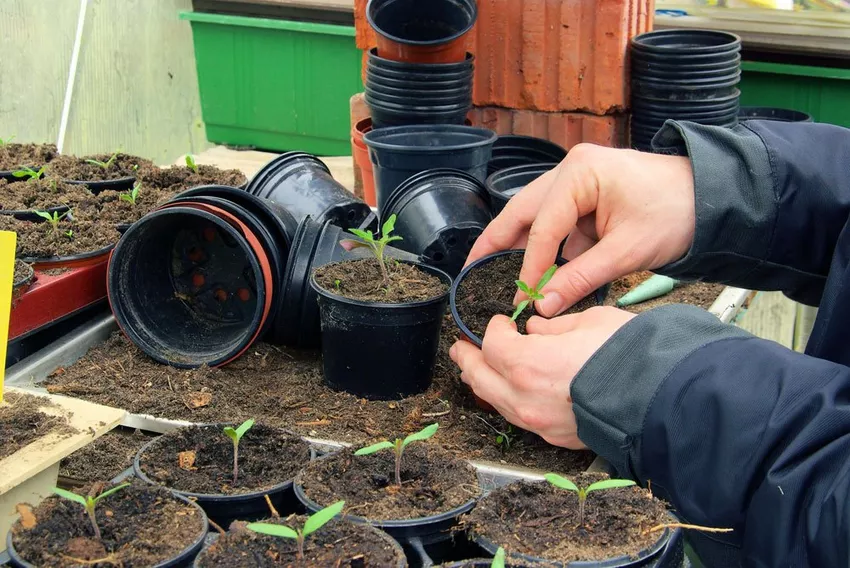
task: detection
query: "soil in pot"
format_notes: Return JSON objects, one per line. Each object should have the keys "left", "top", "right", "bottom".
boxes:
{"left": 47, "top": 152, "right": 155, "bottom": 182}
{"left": 9, "top": 481, "right": 206, "bottom": 567}
{"left": 196, "top": 516, "right": 406, "bottom": 567}
{"left": 60, "top": 428, "right": 152, "bottom": 484}
{"left": 136, "top": 423, "right": 311, "bottom": 495}
{"left": 13, "top": 259, "right": 32, "bottom": 286}
{"left": 604, "top": 271, "right": 724, "bottom": 314}
{"left": 0, "top": 391, "right": 76, "bottom": 461}
{"left": 298, "top": 444, "right": 479, "bottom": 521}
{"left": 314, "top": 258, "right": 446, "bottom": 303}
{"left": 95, "top": 185, "right": 175, "bottom": 223}
{"left": 467, "top": 473, "right": 670, "bottom": 564}
{"left": 454, "top": 253, "right": 597, "bottom": 339}
{"left": 0, "top": 179, "right": 94, "bottom": 212}
{"left": 0, "top": 143, "right": 57, "bottom": 171}
{"left": 0, "top": 210, "right": 120, "bottom": 259}
{"left": 138, "top": 164, "right": 247, "bottom": 194}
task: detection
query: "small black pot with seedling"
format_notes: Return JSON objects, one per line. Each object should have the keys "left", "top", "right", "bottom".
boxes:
{"left": 62, "top": 151, "right": 138, "bottom": 193}
{"left": 309, "top": 215, "right": 452, "bottom": 399}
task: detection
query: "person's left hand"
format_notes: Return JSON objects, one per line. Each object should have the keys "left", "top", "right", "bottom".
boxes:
{"left": 449, "top": 307, "right": 636, "bottom": 449}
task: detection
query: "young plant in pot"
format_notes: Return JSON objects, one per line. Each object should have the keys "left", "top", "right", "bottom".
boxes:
{"left": 195, "top": 501, "right": 408, "bottom": 567}
{"left": 293, "top": 423, "right": 481, "bottom": 562}
{"left": 0, "top": 141, "right": 57, "bottom": 182}
{"left": 0, "top": 174, "right": 93, "bottom": 222}
{"left": 133, "top": 420, "right": 314, "bottom": 528}
{"left": 6, "top": 480, "right": 208, "bottom": 567}
{"left": 310, "top": 215, "right": 453, "bottom": 400}
{"left": 47, "top": 151, "right": 154, "bottom": 193}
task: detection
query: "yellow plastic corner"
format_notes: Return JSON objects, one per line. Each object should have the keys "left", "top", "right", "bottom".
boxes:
{"left": 0, "top": 231, "right": 17, "bottom": 403}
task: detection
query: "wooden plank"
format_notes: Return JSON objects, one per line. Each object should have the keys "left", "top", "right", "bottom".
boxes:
{"left": 736, "top": 291, "right": 797, "bottom": 349}
{"left": 0, "top": 387, "right": 125, "bottom": 495}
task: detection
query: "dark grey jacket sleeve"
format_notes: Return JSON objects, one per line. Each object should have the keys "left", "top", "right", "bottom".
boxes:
{"left": 652, "top": 120, "right": 850, "bottom": 306}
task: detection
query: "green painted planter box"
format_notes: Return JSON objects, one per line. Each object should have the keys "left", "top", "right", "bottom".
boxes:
{"left": 180, "top": 12, "right": 363, "bottom": 156}
{"left": 741, "top": 61, "right": 850, "bottom": 129}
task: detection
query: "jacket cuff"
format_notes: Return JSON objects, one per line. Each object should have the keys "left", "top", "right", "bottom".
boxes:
{"left": 571, "top": 304, "right": 752, "bottom": 479}
{"left": 651, "top": 121, "right": 778, "bottom": 283}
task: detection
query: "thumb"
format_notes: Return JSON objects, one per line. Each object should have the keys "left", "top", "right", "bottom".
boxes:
{"left": 525, "top": 314, "right": 583, "bottom": 335}
{"left": 536, "top": 237, "right": 637, "bottom": 317}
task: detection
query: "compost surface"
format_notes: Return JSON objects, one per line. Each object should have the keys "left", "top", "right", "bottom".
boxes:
{"left": 47, "top": 153, "right": 154, "bottom": 181}
{"left": 314, "top": 258, "right": 446, "bottom": 303}
{"left": 60, "top": 428, "right": 152, "bottom": 483}
{"left": 0, "top": 179, "right": 93, "bottom": 211}
{"left": 138, "top": 164, "right": 247, "bottom": 193}
{"left": 13, "top": 259, "right": 31, "bottom": 285}
{"left": 0, "top": 391, "right": 75, "bottom": 461}
{"left": 603, "top": 271, "right": 725, "bottom": 313}
{"left": 0, "top": 213, "right": 119, "bottom": 258}
{"left": 0, "top": 143, "right": 57, "bottom": 171}
{"left": 298, "top": 445, "right": 480, "bottom": 521}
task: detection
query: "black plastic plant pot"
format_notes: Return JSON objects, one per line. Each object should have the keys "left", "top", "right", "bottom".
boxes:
{"left": 277, "top": 217, "right": 420, "bottom": 348}
{"left": 450, "top": 250, "right": 609, "bottom": 347}
{"left": 382, "top": 169, "right": 493, "bottom": 278}
{"left": 367, "top": 64, "right": 475, "bottom": 84}
{"left": 368, "top": 103, "right": 472, "bottom": 130}
{"left": 631, "top": 29, "right": 741, "bottom": 56}
{"left": 365, "top": 86, "right": 472, "bottom": 107}
{"left": 493, "top": 135, "right": 567, "bottom": 160}
{"left": 739, "top": 106, "right": 813, "bottom": 123}
{"left": 107, "top": 203, "right": 274, "bottom": 368}
{"left": 245, "top": 151, "right": 371, "bottom": 230}
{"left": 133, "top": 435, "right": 306, "bottom": 529}
{"left": 64, "top": 176, "right": 136, "bottom": 195}
{"left": 632, "top": 90, "right": 740, "bottom": 112}
{"left": 6, "top": 493, "right": 208, "bottom": 568}
{"left": 0, "top": 204, "right": 69, "bottom": 223}
{"left": 367, "top": 79, "right": 473, "bottom": 100}
{"left": 367, "top": 69, "right": 473, "bottom": 91}
{"left": 364, "top": 125, "right": 497, "bottom": 211}
{"left": 367, "top": 47, "right": 475, "bottom": 73}
{"left": 310, "top": 261, "right": 451, "bottom": 400}
{"left": 21, "top": 243, "right": 115, "bottom": 270}
{"left": 486, "top": 163, "right": 557, "bottom": 215}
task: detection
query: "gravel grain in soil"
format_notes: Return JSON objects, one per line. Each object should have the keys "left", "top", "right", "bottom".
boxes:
{"left": 0, "top": 143, "right": 57, "bottom": 171}
{"left": 298, "top": 445, "right": 480, "bottom": 521}
{"left": 138, "top": 423, "right": 312, "bottom": 495}
{"left": 314, "top": 258, "right": 447, "bottom": 303}
{"left": 10, "top": 481, "right": 205, "bottom": 567}
{"left": 60, "top": 428, "right": 152, "bottom": 483}
{"left": 0, "top": 391, "right": 76, "bottom": 461}
{"left": 466, "top": 473, "right": 671, "bottom": 563}
{"left": 196, "top": 517, "right": 404, "bottom": 567}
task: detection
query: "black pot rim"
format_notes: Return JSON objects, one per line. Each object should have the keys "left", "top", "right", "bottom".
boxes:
{"left": 13, "top": 261, "right": 35, "bottom": 289}
{"left": 631, "top": 29, "right": 741, "bottom": 53}
{"left": 632, "top": 75, "right": 741, "bottom": 92}
{"left": 132, "top": 423, "right": 305, "bottom": 502}
{"left": 0, "top": 204, "right": 70, "bottom": 222}
{"left": 364, "top": 125, "right": 497, "bottom": 154}
{"left": 310, "top": 260, "right": 452, "bottom": 310}
{"left": 367, "top": 47, "right": 475, "bottom": 68}
{"left": 64, "top": 176, "right": 136, "bottom": 193}
{"left": 6, "top": 490, "right": 209, "bottom": 568}
{"left": 365, "top": 85, "right": 471, "bottom": 102}
{"left": 738, "top": 106, "right": 813, "bottom": 122}
{"left": 246, "top": 151, "right": 331, "bottom": 194}
{"left": 365, "top": 93, "right": 473, "bottom": 113}
{"left": 367, "top": 65, "right": 474, "bottom": 82}
{"left": 630, "top": 53, "right": 741, "bottom": 70}
{"left": 632, "top": 88, "right": 740, "bottom": 105}
{"left": 382, "top": 168, "right": 489, "bottom": 225}
{"left": 485, "top": 163, "right": 559, "bottom": 201}
{"left": 366, "top": 70, "right": 473, "bottom": 88}
{"left": 20, "top": 243, "right": 114, "bottom": 266}
{"left": 366, "top": 0, "right": 478, "bottom": 48}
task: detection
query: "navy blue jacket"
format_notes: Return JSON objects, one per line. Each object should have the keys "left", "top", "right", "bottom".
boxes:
{"left": 571, "top": 120, "right": 850, "bottom": 567}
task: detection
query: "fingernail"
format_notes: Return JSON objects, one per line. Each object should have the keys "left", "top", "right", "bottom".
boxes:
{"left": 449, "top": 343, "right": 458, "bottom": 362}
{"left": 539, "top": 292, "right": 564, "bottom": 317}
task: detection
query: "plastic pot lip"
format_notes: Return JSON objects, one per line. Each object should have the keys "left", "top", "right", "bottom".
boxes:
{"left": 368, "top": 46, "right": 475, "bottom": 69}
{"left": 632, "top": 88, "right": 740, "bottom": 105}
{"left": 13, "top": 262, "right": 35, "bottom": 289}
{"left": 486, "top": 163, "right": 559, "bottom": 200}
{"left": 367, "top": 81, "right": 473, "bottom": 98}
{"left": 364, "top": 125, "right": 497, "bottom": 153}
{"left": 367, "top": 70, "right": 473, "bottom": 89}
{"left": 310, "top": 260, "right": 452, "bottom": 310}
{"left": 365, "top": 88, "right": 472, "bottom": 106}
{"left": 739, "top": 106, "right": 813, "bottom": 122}
{"left": 278, "top": 216, "right": 323, "bottom": 346}
{"left": 6, "top": 490, "right": 209, "bottom": 568}
{"left": 632, "top": 74, "right": 741, "bottom": 92}
{"left": 22, "top": 243, "right": 114, "bottom": 268}
{"left": 107, "top": 205, "right": 270, "bottom": 369}
{"left": 64, "top": 176, "right": 136, "bottom": 194}
{"left": 382, "top": 168, "right": 489, "bottom": 224}
{"left": 493, "top": 136, "right": 567, "bottom": 160}
{"left": 365, "top": 94, "right": 472, "bottom": 113}
{"left": 367, "top": 64, "right": 474, "bottom": 82}
{"left": 246, "top": 151, "right": 331, "bottom": 194}
{"left": 631, "top": 29, "right": 741, "bottom": 54}
{"left": 366, "top": 0, "right": 478, "bottom": 48}
{"left": 0, "top": 204, "right": 70, "bottom": 222}
{"left": 630, "top": 53, "right": 741, "bottom": 71}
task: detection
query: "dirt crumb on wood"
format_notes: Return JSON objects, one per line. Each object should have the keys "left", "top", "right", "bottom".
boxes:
{"left": 0, "top": 391, "right": 76, "bottom": 461}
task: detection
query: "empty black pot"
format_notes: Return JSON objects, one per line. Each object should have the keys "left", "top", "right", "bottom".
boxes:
{"left": 364, "top": 125, "right": 497, "bottom": 212}
{"left": 631, "top": 29, "right": 741, "bottom": 56}
{"left": 108, "top": 203, "right": 275, "bottom": 368}
{"left": 245, "top": 152, "right": 371, "bottom": 230}
{"left": 739, "top": 106, "right": 813, "bottom": 123}
{"left": 311, "top": 261, "right": 451, "bottom": 400}
{"left": 486, "top": 163, "right": 558, "bottom": 215}
{"left": 382, "top": 169, "right": 493, "bottom": 278}
{"left": 488, "top": 135, "right": 566, "bottom": 176}
{"left": 277, "top": 217, "right": 420, "bottom": 348}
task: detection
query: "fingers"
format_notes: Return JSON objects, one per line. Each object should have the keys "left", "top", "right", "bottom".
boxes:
{"left": 525, "top": 313, "right": 584, "bottom": 335}
{"left": 449, "top": 340, "right": 511, "bottom": 408}
{"left": 480, "top": 315, "right": 526, "bottom": 377}
{"left": 561, "top": 230, "right": 596, "bottom": 261}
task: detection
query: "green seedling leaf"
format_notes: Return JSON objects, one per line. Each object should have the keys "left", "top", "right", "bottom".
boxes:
{"left": 0, "top": 136, "right": 15, "bottom": 146}
{"left": 354, "top": 441, "right": 395, "bottom": 455}
{"left": 223, "top": 426, "right": 238, "bottom": 442}
{"left": 401, "top": 422, "right": 439, "bottom": 448}
{"left": 536, "top": 265, "right": 558, "bottom": 290}
{"left": 85, "top": 152, "right": 118, "bottom": 170}
{"left": 302, "top": 500, "right": 345, "bottom": 537}
{"left": 515, "top": 280, "right": 531, "bottom": 294}
{"left": 94, "top": 483, "right": 131, "bottom": 503}
{"left": 348, "top": 228, "right": 374, "bottom": 241}
{"left": 247, "top": 523, "right": 299, "bottom": 539}
{"left": 120, "top": 182, "right": 141, "bottom": 205}
{"left": 492, "top": 547, "right": 507, "bottom": 568}
{"left": 338, "top": 215, "right": 404, "bottom": 289}
{"left": 544, "top": 473, "right": 579, "bottom": 493}
{"left": 585, "top": 479, "right": 636, "bottom": 494}
{"left": 185, "top": 154, "right": 199, "bottom": 174}
{"left": 235, "top": 418, "right": 255, "bottom": 439}
{"left": 381, "top": 214, "right": 397, "bottom": 237}
{"left": 12, "top": 166, "right": 45, "bottom": 181}
{"left": 510, "top": 300, "right": 530, "bottom": 322}
{"left": 339, "top": 239, "right": 371, "bottom": 252}
{"left": 52, "top": 487, "right": 88, "bottom": 506}
{"left": 35, "top": 210, "right": 55, "bottom": 223}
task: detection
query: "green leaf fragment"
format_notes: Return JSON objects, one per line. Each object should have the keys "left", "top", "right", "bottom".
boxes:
{"left": 302, "top": 500, "right": 345, "bottom": 537}
{"left": 585, "top": 479, "right": 637, "bottom": 494}
{"left": 354, "top": 440, "right": 395, "bottom": 455}
{"left": 510, "top": 300, "right": 530, "bottom": 322}
{"left": 401, "top": 422, "right": 439, "bottom": 448}
{"left": 536, "top": 265, "right": 558, "bottom": 290}
{"left": 52, "top": 487, "right": 89, "bottom": 506}
{"left": 246, "top": 522, "right": 300, "bottom": 539}
{"left": 544, "top": 473, "right": 579, "bottom": 493}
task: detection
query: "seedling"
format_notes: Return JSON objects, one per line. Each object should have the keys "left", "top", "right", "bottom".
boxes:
{"left": 247, "top": 500, "right": 345, "bottom": 559}
{"left": 492, "top": 547, "right": 506, "bottom": 568}
{"left": 120, "top": 182, "right": 141, "bottom": 205}
{"left": 511, "top": 265, "right": 557, "bottom": 322}
{"left": 12, "top": 166, "right": 46, "bottom": 182}
{"left": 185, "top": 154, "right": 199, "bottom": 174}
{"left": 545, "top": 474, "right": 636, "bottom": 527}
{"left": 52, "top": 483, "right": 130, "bottom": 540}
{"left": 340, "top": 214, "right": 403, "bottom": 288}
{"left": 85, "top": 152, "right": 118, "bottom": 170}
{"left": 354, "top": 423, "right": 438, "bottom": 487}
{"left": 64, "top": 230, "right": 74, "bottom": 239}
{"left": 0, "top": 135, "right": 15, "bottom": 145}
{"left": 35, "top": 210, "right": 69, "bottom": 233}
{"left": 223, "top": 419, "right": 254, "bottom": 485}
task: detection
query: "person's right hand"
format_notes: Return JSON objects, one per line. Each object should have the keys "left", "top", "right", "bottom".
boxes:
{"left": 467, "top": 144, "right": 697, "bottom": 316}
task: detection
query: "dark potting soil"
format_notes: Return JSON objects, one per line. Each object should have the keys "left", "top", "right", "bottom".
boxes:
{"left": 0, "top": 143, "right": 57, "bottom": 171}
{"left": 96, "top": 185, "right": 174, "bottom": 223}
{"left": 138, "top": 164, "right": 247, "bottom": 193}
{"left": 0, "top": 178, "right": 94, "bottom": 211}
{"left": 60, "top": 428, "right": 152, "bottom": 483}
{"left": 314, "top": 258, "right": 447, "bottom": 303}
{"left": 137, "top": 423, "right": 312, "bottom": 495}
{"left": 0, "top": 391, "right": 76, "bottom": 461}
{"left": 298, "top": 445, "right": 480, "bottom": 521}
{"left": 455, "top": 254, "right": 597, "bottom": 339}
{"left": 466, "top": 473, "right": 670, "bottom": 564}
{"left": 0, "top": 212, "right": 119, "bottom": 259}
{"left": 13, "top": 259, "right": 32, "bottom": 286}
{"left": 10, "top": 481, "right": 205, "bottom": 567}
{"left": 47, "top": 152, "right": 155, "bottom": 182}
{"left": 603, "top": 270, "right": 725, "bottom": 315}
{"left": 196, "top": 517, "right": 404, "bottom": 568}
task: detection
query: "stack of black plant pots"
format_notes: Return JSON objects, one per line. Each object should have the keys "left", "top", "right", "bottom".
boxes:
{"left": 630, "top": 29, "right": 742, "bottom": 151}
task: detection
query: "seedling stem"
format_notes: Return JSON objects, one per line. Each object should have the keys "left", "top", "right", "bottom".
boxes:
{"left": 354, "top": 423, "right": 438, "bottom": 487}
{"left": 223, "top": 419, "right": 254, "bottom": 485}
{"left": 340, "top": 214, "right": 403, "bottom": 289}
{"left": 247, "top": 500, "right": 345, "bottom": 559}
{"left": 52, "top": 483, "right": 130, "bottom": 540}
{"left": 85, "top": 152, "right": 118, "bottom": 170}
{"left": 512, "top": 265, "right": 558, "bottom": 322}
{"left": 545, "top": 474, "right": 636, "bottom": 527}
{"left": 120, "top": 182, "right": 141, "bottom": 205}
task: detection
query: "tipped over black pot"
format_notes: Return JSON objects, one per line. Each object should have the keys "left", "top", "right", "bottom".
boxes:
{"left": 488, "top": 135, "right": 566, "bottom": 176}
{"left": 486, "top": 163, "right": 557, "bottom": 215}
{"left": 739, "top": 106, "right": 813, "bottom": 123}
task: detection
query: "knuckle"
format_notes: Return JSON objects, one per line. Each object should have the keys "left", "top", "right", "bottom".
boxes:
{"left": 515, "top": 405, "right": 551, "bottom": 432}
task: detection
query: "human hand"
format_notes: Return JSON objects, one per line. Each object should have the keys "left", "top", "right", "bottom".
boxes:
{"left": 467, "top": 144, "right": 696, "bottom": 317}
{"left": 449, "top": 307, "right": 636, "bottom": 449}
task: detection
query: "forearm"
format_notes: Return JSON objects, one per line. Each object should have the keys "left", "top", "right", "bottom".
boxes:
{"left": 653, "top": 121, "right": 850, "bottom": 306}
{"left": 572, "top": 305, "right": 850, "bottom": 566}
